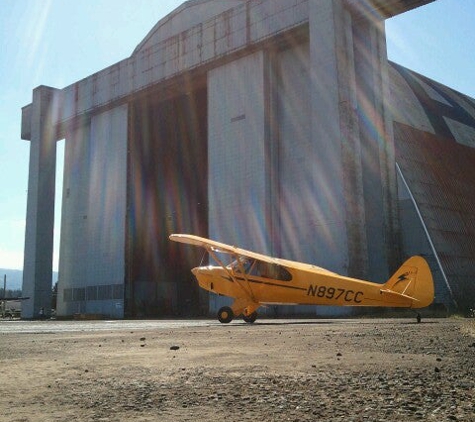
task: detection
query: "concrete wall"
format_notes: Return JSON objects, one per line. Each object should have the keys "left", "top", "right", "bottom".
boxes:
{"left": 57, "top": 0, "right": 308, "bottom": 125}
{"left": 273, "top": 42, "right": 320, "bottom": 317}
{"left": 208, "top": 51, "right": 268, "bottom": 313}
{"left": 57, "top": 105, "right": 128, "bottom": 318}
{"left": 276, "top": 42, "right": 320, "bottom": 265}
{"left": 208, "top": 51, "right": 267, "bottom": 249}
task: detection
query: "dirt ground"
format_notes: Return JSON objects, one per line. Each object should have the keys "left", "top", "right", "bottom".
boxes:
{"left": 0, "top": 318, "right": 474, "bottom": 422}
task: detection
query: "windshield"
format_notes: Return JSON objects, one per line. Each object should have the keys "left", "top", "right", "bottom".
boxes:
{"left": 228, "top": 257, "right": 254, "bottom": 273}
{"left": 228, "top": 257, "right": 292, "bottom": 282}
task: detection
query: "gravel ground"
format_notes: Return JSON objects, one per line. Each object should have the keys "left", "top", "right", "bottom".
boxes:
{"left": 0, "top": 318, "right": 473, "bottom": 421}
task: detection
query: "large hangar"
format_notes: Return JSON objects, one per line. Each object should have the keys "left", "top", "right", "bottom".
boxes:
{"left": 20, "top": 0, "right": 474, "bottom": 318}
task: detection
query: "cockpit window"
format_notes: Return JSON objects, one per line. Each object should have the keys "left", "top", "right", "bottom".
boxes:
{"left": 229, "top": 257, "right": 292, "bottom": 282}
{"left": 228, "top": 257, "right": 254, "bottom": 274}
{"left": 251, "top": 261, "right": 292, "bottom": 281}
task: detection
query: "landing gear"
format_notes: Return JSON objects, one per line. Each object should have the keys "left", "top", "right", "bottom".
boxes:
{"left": 243, "top": 311, "right": 258, "bottom": 324}
{"left": 217, "top": 306, "right": 234, "bottom": 323}
{"left": 416, "top": 313, "right": 422, "bottom": 323}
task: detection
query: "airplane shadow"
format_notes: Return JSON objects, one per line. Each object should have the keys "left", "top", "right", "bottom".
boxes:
{"left": 231, "top": 318, "right": 442, "bottom": 327}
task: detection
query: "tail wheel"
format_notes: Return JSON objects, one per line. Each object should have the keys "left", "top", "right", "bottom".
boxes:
{"left": 243, "top": 311, "right": 258, "bottom": 324}
{"left": 217, "top": 306, "right": 234, "bottom": 323}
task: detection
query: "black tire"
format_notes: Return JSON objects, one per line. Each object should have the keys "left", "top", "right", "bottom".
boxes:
{"left": 217, "top": 306, "right": 234, "bottom": 323}
{"left": 416, "top": 313, "right": 422, "bottom": 323}
{"left": 243, "top": 311, "right": 258, "bottom": 324}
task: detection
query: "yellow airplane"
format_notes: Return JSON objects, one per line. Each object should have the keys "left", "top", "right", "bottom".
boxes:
{"left": 169, "top": 234, "right": 434, "bottom": 323}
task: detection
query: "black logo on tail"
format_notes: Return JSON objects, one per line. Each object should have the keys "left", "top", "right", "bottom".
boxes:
{"left": 395, "top": 272, "right": 410, "bottom": 285}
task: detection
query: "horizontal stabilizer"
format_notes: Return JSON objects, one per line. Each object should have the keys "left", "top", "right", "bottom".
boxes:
{"left": 380, "top": 289, "right": 419, "bottom": 302}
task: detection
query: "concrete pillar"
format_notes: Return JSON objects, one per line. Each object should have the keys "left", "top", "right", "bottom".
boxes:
{"left": 352, "top": 16, "right": 400, "bottom": 280}
{"left": 309, "top": 0, "right": 368, "bottom": 276}
{"left": 22, "top": 86, "right": 60, "bottom": 318}
{"left": 308, "top": 0, "right": 399, "bottom": 280}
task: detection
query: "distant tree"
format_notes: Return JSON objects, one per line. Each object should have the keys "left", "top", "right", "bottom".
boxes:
{"left": 0, "top": 289, "right": 22, "bottom": 298}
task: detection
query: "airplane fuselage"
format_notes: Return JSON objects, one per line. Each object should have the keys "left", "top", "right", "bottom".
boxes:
{"left": 192, "top": 264, "right": 422, "bottom": 309}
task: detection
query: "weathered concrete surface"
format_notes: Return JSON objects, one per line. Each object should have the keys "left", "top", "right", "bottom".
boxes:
{"left": 1, "top": 318, "right": 473, "bottom": 421}
{"left": 21, "top": 86, "right": 61, "bottom": 319}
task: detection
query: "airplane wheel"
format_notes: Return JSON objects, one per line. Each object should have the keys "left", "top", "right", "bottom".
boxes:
{"left": 218, "top": 306, "right": 234, "bottom": 324}
{"left": 416, "top": 313, "right": 422, "bottom": 323}
{"left": 243, "top": 312, "right": 258, "bottom": 324}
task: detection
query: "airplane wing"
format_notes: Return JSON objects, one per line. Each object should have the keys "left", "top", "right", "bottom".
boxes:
{"left": 170, "top": 234, "right": 278, "bottom": 263}
{"left": 169, "top": 234, "right": 338, "bottom": 275}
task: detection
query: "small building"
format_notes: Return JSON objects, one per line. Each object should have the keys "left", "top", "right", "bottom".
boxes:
{"left": 21, "top": 0, "right": 474, "bottom": 318}
{"left": 1, "top": 299, "right": 22, "bottom": 318}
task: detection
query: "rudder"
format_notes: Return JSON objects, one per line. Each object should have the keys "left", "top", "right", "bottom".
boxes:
{"left": 382, "top": 256, "right": 434, "bottom": 308}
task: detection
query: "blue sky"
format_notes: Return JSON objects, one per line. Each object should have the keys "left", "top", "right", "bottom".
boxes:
{"left": 0, "top": 0, "right": 473, "bottom": 271}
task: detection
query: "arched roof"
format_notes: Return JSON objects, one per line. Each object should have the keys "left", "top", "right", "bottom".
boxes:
{"left": 389, "top": 61, "right": 475, "bottom": 147}
{"left": 133, "top": 0, "right": 247, "bottom": 55}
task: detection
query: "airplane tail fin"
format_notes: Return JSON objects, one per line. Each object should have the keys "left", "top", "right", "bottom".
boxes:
{"left": 380, "top": 256, "right": 434, "bottom": 309}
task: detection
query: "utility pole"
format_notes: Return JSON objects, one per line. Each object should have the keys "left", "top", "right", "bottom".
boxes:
{"left": 1, "top": 274, "right": 5, "bottom": 318}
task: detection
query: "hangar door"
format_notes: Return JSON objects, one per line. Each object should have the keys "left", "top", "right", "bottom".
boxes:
{"left": 127, "top": 85, "right": 208, "bottom": 317}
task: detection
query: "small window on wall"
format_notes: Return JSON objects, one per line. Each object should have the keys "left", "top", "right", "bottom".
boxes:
{"left": 87, "top": 286, "right": 98, "bottom": 301}
{"left": 73, "top": 288, "right": 86, "bottom": 301}
{"left": 64, "top": 288, "right": 73, "bottom": 302}
{"left": 112, "top": 284, "right": 123, "bottom": 300}
{"left": 98, "top": 285, "right": 112, "bottom": 300}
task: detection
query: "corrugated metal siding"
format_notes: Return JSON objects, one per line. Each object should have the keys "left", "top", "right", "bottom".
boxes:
{"left": 395, "top": 122, "right": 475, "bottom": 312}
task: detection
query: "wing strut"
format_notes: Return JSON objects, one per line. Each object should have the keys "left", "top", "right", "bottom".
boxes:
{"left": 234, "top": 255, "right": 257, "bottom": 302}
{"left": 206, "top": 246, "right": 256, "bottom": 302}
